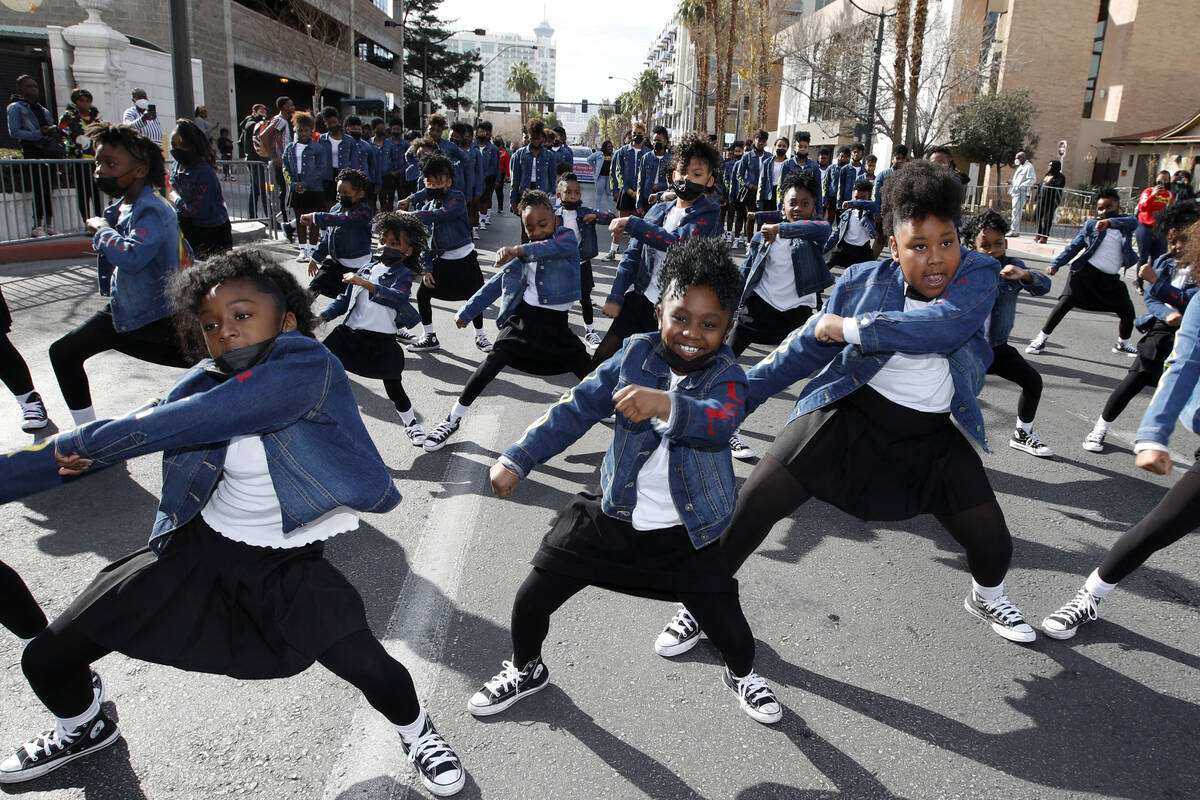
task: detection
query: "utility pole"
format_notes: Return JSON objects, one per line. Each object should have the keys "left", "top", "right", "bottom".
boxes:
{"left": 849, "top": 0, "right": 896, "bottom": 153}
{"left": 168, "top": 0, "right": 194, "bottom": 120}
{"left": 348, "top": 0, "right": 357, "bottom": 105}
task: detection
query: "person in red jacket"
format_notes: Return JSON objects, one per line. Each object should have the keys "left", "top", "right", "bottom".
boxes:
{"left": 495, "top": 138, "right": 511, "bottom": 214}
{"left": 1134, "top": 171, "right": 1174, "bottom": 284}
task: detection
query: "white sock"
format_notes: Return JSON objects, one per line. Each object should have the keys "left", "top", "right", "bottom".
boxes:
{"left": 422, "top": 324, "right": 435, "bottom": 335}
{"left": 398, "top": 407, "right": 416, "bottom": 426}
{"left": 475, "top": 329, "right": 487, "bottom": 340}
{"left": 972, "top": 580, "right": 1005, "bottom": 603}
{"left": 1093, "top": 417, "right": 1111, "bottom": 434}
{"left": 15, "top": 390, "right": 34, "bottom": 405}
{"left": 1032, "top": 331, "right": 1049, "bottom": 345}
{"left": 1085, "top": 568, "right": 1117, "bottom": 599}
{"left": 54, "top": 697, "right": 99, "bottom": 737}
{"left": 18, "top": 635, "right": 35, "bottom": 645}
{"left": 450, "top": 401, "right": 470, "bottom": 422}
{"left": 1118, "top": 337, "right": 1131, "bottom": 347}
{"left": 1016, "top": 419, "right": 1033, "bottom": 434}
{"left": 70, "top": 406, "right": 96, "bottom": 426}
{"left": 394, "top": 706, "right": 427, "bottom": 744}
{"left": 585, "top": 324, "right": 595, "bottom": 333}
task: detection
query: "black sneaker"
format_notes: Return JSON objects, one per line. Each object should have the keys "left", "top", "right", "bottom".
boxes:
{"left": 1024, "top": 339, "right": 1046, "bottom": 355}
{"left": 91, "top": 670, "right": 104, "bottom": 704}
{"left": 1112, "top": 340, "right": 1138, "bottom": 356}
{"left": 423, "top": 417, "right": 460, "bottom": 452}
{"left": 729, "top": 432, "right": 756, "bottom": 461}
{"left": 399, "top": 714, "right": 465, "bottom": 797}
{"left": 396, "top": 329, "right": 418, "bottom": 345}
{"left": 282, "top": 220, "right": 295, "bottom": 243}
{"left": 964, "top": 590, "right": 1036, "bottom": 643}
{"left": 474, "top": 332, "right": 493, "bottom": 353}
{"left": 408, "top": 332, "right": 440, "bottom": 353}
{"left": 1009, "top": 428, "right": 1053, "bottom": 458}
{"left": 722, "top": 668, "right": 783, "bottom": 724}
{"left": 19, "top": 392, "right": 48, "bottom": 432}
{"left": 0, "top": 710, "right": 120, "bottom": 784}
{"left": 1041, "top": 586, "right": 1102, "bottom": 640}
{"left": 467, "top": 657, "right": 550, "bottom": 717}
{"left": 654, "top": 605, "right": 702, "bottom": 657}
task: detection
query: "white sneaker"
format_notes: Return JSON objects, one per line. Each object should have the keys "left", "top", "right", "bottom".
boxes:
{"left": 403, "top": 422, "right": 426, "bottom": 447}
{"left": 475, "top": 333, "right": 493, "bottom": 353}
{"left": 584, "top": 330, "right": 602, "bottom": 348}
{"left": 18, "top": 392, "right": 48, "bottom": 432}
{"left": 722, "top": 668, "right": 783, "bottom": 724}
{"left": 295, "top": 249, "right": 309, "bottom": 263}
{"left": 1112, "top": 340, "right": 1137, "bottom": 356}
{"left": 964, "top": 590, "right": 1036, "bottom": 643}
{"left": 1081, "top": 429, "right": 1106, "bottom": 453}
{"left": 729, "top": 432, "right": 756, "bottom": 460}
{"left": 1025, "top": 338, "right": 1046, "bottom": 355}
{"left": 654, "top": 605, "right": 702, "bottom": 657}
{"left": 42, "top": 224, "right": 56, "bottom": 236}
{"left": 29, "top": 226, "right": 45, "bottom": 238}
{"left": 1041, "top": 587, "right": 1102, "bottom": 640}
{"left": 1009, "top": 428, "right": 1053, "bottom": 458}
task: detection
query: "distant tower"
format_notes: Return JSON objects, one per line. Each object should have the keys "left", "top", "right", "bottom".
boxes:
{"left": 534, "top": 17, "right": 554, "bottom": 42}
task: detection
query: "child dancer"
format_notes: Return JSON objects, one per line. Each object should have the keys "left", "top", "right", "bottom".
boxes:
{"left": 593, "top": 134, "right": 722, "bottom": 366}
{"left": 556, "top": 173, "right": 614, "bottom": 349}
{"left": 421, "top": 191, "right": 591, "bottom": 451}
{"left": 824, "top": 179, "right": 878, "bottom": 269}
{"left": 404, "top": 153, "right": 492, "bottom": 354}
{"left": 319, "top": 212, "right": 429, "bottom": 446}
{"left": 962, "top": 209, "right": 1054, "bottom": 457}
{"left": 1025, "top": 189, "right": 1139, "bottom": 357}
{"left": 1042, "top": 225, "right": 1200, "bottom": 639}
{"left": 605, "top": 124, "right": 651, "bottom": 260}
{"left": 469, "top": 235, "right": 783, "bottom": 725}
{"left": 0, "top": 284, "right": 48, "bottom": 430}
{"left": 1080, "top": 201, "right": 1200, "bottom": 453}
{"left": 281, "top": 111, "right": 329, "bottom": 264}
{"left": 0, "top": 251, "right": 464, "bottom": 795}
{"left": 757, "top": 137, "right": 790, "bottom": 214}
{"left": 636, "top": 126, "right": 670, "bottom": 214}
{"left": 653, "top": 161, "right": 1038, "bottom": 658}
{"left": 302, "top": 167, "right": 374, "bottom": 300}
{"left": 49, "top": 122, "right": 191, "bottom": 426}
{"left": 727, "top": 170, "right": 833, "bottom": 460}
{"left": 168, "top": 118, "right": 232, "bottom": 258}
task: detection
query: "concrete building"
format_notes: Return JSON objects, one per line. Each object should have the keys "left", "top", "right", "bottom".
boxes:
{"left": 450, "top": 20, "right": 556, "bottom": 108}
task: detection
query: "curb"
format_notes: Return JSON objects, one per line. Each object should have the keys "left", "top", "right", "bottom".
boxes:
{"left": 0, "top": 234, "right": 95, "bottom": 265}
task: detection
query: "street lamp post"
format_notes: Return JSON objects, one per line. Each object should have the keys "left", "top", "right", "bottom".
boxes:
{"left": 387, "top": 23, "right": 483, "bottom": 123}
{"left": 476, "top": 44, "right": 536, "bottom": 126}
{"left": 847, "top": 0, "right": 896, "bottom": 152}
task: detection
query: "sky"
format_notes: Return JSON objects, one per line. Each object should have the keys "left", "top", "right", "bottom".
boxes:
{"left": 432, "top": 0, "right": 675, "bottom": 107}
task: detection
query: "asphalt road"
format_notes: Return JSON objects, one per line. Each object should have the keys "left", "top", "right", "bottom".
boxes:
{"left": 0, "top": 209, "right": 1195, "bottom": 800}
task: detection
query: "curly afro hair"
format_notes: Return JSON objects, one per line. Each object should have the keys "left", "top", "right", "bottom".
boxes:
{"left": 517, "top": 189, "right": 556, "bottom": 216}
{"left": 671, "top": 133, "right": 720, "bottom": 178}
{"left": 880, "top": 160, "right": 963, "bottom": 237}
{"left": 171, "top": 248, "right": 317, "bottom": 361}
{"left": 335, "top": 167, "right": 371, "bottom": 197}
{"left": 1154, "top": 200, "right": 1200, "bottom": 236}
{"left": 419, "top": 152, "right": 454, "bottom": 182}
{"left": 961, "top": 208, "right": 1009, "bottom": 249}
{"left": 658, "top": 235, "right": 740, "bottom": 313}
{"left": 373, "top": 211, "right": 429, "bottom": 272}
{"left": 86, "top": 121, "right": 167, "bottom": 190}
{"left": 780, "top": 167, "right": 821, "bottom": 205}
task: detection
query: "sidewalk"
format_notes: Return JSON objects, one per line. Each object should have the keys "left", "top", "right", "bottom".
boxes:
{"left": 1004, "top": 232, "right": 1072, "bottom": 261}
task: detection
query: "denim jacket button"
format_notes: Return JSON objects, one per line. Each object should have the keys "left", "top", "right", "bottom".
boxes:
{"left": 684, "top": 503, "right": 693, "bottom": 511}
{"left": 674, "top": 466, "right": 682, "bottom": 473}
{"left": 958, "top": 406, "right": 966, "bottom": 413}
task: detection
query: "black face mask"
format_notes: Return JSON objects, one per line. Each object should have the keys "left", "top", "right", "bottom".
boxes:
{"left": 337, "top": 193, "right": 356, "bottom": 208}
{"left": 654, "top": 142, "right": 666, "bottom": 154}
{"left": 672, "top": 178, "right": 707, "bottom": 202}
{"left": 561, "top": 200, "right": 582, "bottom": 210}
{"left": 654, "top": 337, "right": 720, "bottom": 374}
{"left": 327, "top": 123, "right": 341, "bottom": 134}
{"left": 632, "top": 134, "right": 644, "bottom": 144}
{"left": 170, "top": 148, "right": 196, "bottom": 165}
{"left": 776, "top": 147, "right": 787, "bottom": 157}
{"left": 95, "top": 173, "right": 129, "bottom": 197}
{"left": 349, "top": 131, "right": 363, "bottom": 141}
{"left": 377, "top": 246, "right": 409, "bottom": 266}
{"left": 426, "top": 185, "right": 447, "bottom": 199}
{"left": 391, "top": 132, "right": 402, "bottom": 140}
{"left": 211, "top": 336, "right": 278, "bottom": 378}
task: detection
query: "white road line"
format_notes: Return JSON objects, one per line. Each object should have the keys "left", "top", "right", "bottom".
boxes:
{"left": 322, "top": 413, "right": 499, "bottom": 800}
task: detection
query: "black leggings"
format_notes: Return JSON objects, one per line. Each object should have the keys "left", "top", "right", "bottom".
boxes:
{"left": 511, "top": 567, "right": 756, "bottom": 677}
{"left": 49, "top": 305, "right": 189, "bottom": 411}
{"left": 1042, "top": 295, "right": 1135, "bottom": 340}
{"left": 1102, "top": 370, "right": 1157, "bottom": 423}
{"left": 23, "top": 619, "right": 420, "bottom": 725}
{"left": 416, "top": 286, "right": 483, "bottom": 330}
{"left": 580, "top": 261, "right": 594, "bottom": 327}
{"left": 1098, "top": 465, "right": 1200, "bottom": 585}
{"left": 987, "top": 343, "right": 1043, "bottom": 423}
{"left": 459, "top": 349, "right": 591, "bottom": 407}
{"left": 0, "top": 559, "right": 47, "bottom": 639}
{"left": 383, "top": 378, "right": 412, "bottom": 414}
{"left": 0, "top": 334, "right": 34, "bottom": 396}
{"left": 717, "top": 453, "right": 1012, "bottom": 587}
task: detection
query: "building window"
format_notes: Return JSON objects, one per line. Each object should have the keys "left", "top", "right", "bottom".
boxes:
{"left": 372, "top": 0, "right": 392, "bottom": 13}
{"left": 1082, "top": 0, "right": 1109, "bottom": 119}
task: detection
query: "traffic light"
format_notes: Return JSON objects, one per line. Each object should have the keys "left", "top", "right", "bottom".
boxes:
{"left": 614, "top": 99, "right": 622, "bottom": 115}
{"left": 582, "top": 99, "right": 588, "bottom": 113}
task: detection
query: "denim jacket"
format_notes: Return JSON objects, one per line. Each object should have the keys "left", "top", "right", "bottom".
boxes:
{"left": 608, "top": 196, "right": 721, "bottom": 304}
{"left": 1137, "top": 294, "right": 1200, "bottom": 447}
{"left": 311, "top": 200, "right": 373, "bottom": 263}
{"left": 737, "top": 150, "right": 764, "bottom": 200}
{"left": 1140, "top": 253, "right": 1194, "bottom": 329}
{"left": 613, "top": 143, "right": 650, "bottom": 199}
{"left": 1050, "top": 215, "right": 1138, "bottom": 271}
{"left": 283, "top": 139, "right": 329, "bottom": 192}
{"left": 52, "top": 332, "right": 402, "bottom": 553}
{"left": 747, "top": 249, "right": 1001, "bottom": 450}
{"left": 836, "top": 164, "right": 867, "bottom": 207}
{"left": 500, "top": 333, "right": 747, "bottom": 546}
{"left": 508, "top": 146, "right": 555, "bottom": 203}
{"left": 458, "top": 227, "right": 580, "bottom": 326}
{"left": 383, "top": 137, "right": 407, "bottom": 174}
{"left": 94, "top": 186, "right": 182, "bottom": 332}
{"left": 761, "top": 156, "right": 821, "bottom": 211}
{"left": 567, "top": 205, "right": 615, "bottom": 261}
{"left": 988, "top": 255, "right": 1051, "bottom": 347}
{"left": 479, "top": 140, "right": 500, "bottom": 178}
{"left": 317, "top": 133, "right": 357, "bottom": 181}
{"left": 320, "top": 260, "right": 421, "bottom": 331}
{"left": 409, "top": 188, "right": 472, "bottom": 263}
{"left": 637, "top": 149, "right": 669, "bottom": 210}
{"left": 170, "top": 161, "right": 230, "bottom": 227}
{"left": 722, "top": 158, "right": 740, "bottom": 197}
{"left": 739, "top": 216, "right": 834, "bottom": 306}
{"left": 825, "top": 200, "right": 879, "bottom": 252}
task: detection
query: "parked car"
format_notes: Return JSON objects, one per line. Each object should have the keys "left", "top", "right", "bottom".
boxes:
{"left": 571, "top": 146, "right": 596, "bottom": 183}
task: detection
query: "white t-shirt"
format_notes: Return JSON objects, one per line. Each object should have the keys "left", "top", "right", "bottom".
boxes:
{"left": 755, "top": 242, "right": 814, "bottom": 311}
{"left": 1090, "top": 228, "right": 1125, "bottom": 274}
{"left": 643, "top": 205, "right": 687, "bottom": 305}
{"left": 522, "top": 259, "right": 573, "bottom": 311}
{"left": 293, "top": 141, "right": 307, "bottom": 172}
{"left": 844, "top": 209, "right": 871, "bottom": 246}
{"left": 770, "top": 159, "right": 784, "bottom": 188}
{"left": 344, "top": 263, "right": 400, "bottom": 334}
{"left": 201, "top": 435, "right": 358, "bottom": 549}
{"left": 329, "top": 135, "right": 341, "bottom": 169}
{"left": 631, "top": 373, "right": 684, "bottom": 531}
{"left": 561, "top": 209, "right": 580, "bottom": 239}
{"left": 847, "top": 292, "right": 955, "bottom": 413}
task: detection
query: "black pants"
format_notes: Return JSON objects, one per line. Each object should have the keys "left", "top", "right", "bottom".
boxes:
{"left": 0, "top": 559, "right": 47, "bottom": 639}
{"left": 716, "top": 453, "right": 1012, "bottom": 587}
{"left": 1102, "top": 370, "right": 1156, "bottom": 423}
{"left": 1098, "top": 464, "right": 1200, "bottom": 584}
{"left": 511, "top": 567, "right": 755, "bottom": 677}
{"left": 383, "top": 379, "right": 412, "bottom": 414}
{"left": 830, "top": 242, "right": 875, "bottom": 271}
{"left": 416, "top": 285, "right": 483, "bottom": 329}
{"left": 273, "top": 162, "right": 290, "bottom": 224}
{"left": 22, "top": 619, "right": 419, "bottom": 725}
{"left": 987, "top": 343, "right": 1043, "bottom": 423}
{"left": 180, "top": 218, "right": 233, "bottom": 260}
{"left": 592, "top": 292, "right": 657, "bottom": 367}
{"left": 494, "top": 178, "right": 505, "bottom": 211}
{"left": 72, "top": 162, "right": 102, "bottom": 224}
{"left": 23, "top": 161, "right": 53, "bottom": 226}
{"left": 49, "top": 304, "right": 189, "bottom": 411}
{"left": 580, "top": 260, "right": 594, "bottom": 326}
{"left": 246, "top": 160, "right": 268, "bottom": 218}
{"left": 0, "top": 334, "right": 34, "bottom": 396}
{"left": 460, "top": 348, "right": 592, "bottom": 407}
{"left": 741, "top": 199, "right": 758, "bottom": 239}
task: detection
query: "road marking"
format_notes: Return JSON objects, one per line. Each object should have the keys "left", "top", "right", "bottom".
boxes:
{"left": 322, "top": 413, "right": 499, "bottom": 800}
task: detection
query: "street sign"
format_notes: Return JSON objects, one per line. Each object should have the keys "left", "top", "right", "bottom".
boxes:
{"left": 1057, "top": 139, "right": 1068, "bottom": 158}
{"left": 484, "top": 105, "right": 511, "bottom": 112}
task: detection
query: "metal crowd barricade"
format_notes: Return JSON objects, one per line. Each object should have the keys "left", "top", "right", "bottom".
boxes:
{"left": 0, "top": 157, "right": 281, "bottom": 244}
{"left": 962, "top": 184, "right": 1137, "bottom": 242}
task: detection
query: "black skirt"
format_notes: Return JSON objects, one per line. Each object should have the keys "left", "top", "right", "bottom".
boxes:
{"left": 494, "top": 301, "right": 590, "bottom": 376}
{"left": 616, "top": 192, "right": 637, "bottom": 213}
{"left": 425, "top": 251, "right": 484, "bottom": 302}
{"left": 58, "top": 515, "right": 369, "bottom": 679}
{"left": 179, "top": 218, "right": 233, "bottom": 260}
{"left": 1062, "top": 264, "right": 1136, "bottom": 315}
{"left": 531, "top": 492, "right": 737, "bottom": 599}
{"left": 1131, "top": 320, "right": 1176, "bottom": 378}
{"left": 323, "top": 324, "right": 406, "bottom": 379}
{"left": 732, "top": 291, "right": 815, "bottom": 347}
{"left": 289, "top": 188, "right": 327, "bottom": 213}
{"left": 769, "top": 386, "right": 995, "bottom": 521}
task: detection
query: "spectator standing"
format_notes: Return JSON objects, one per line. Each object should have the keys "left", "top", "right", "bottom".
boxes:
{"left": 58, "top": 87, "right": 103, "bottom": 223}
{"left": 259, "top": 96, "right": 296, "bottom": 239}
{"left": 1007, "top": 151, "right": 1036, "bottom": 237}
{"left": 121, "top": 88, "right": 163, "bottom": 147}
{"left": 1034, "top": 160, "right": 1065, "bottom": 243}
{"left": 1135, "top": 171, "right": 1175, "bottom": 273}
{"left": 6, "top": 74, "right": 64, "bottom": 237}
{"left": 238, "top": 103, "right": 269, "bottom": 218}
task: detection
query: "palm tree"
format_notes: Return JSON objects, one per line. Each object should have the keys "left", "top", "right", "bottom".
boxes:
{"left": 678, "top": 0, "right": 710, "bottom": 132}
{"left": 635, "top": 68, "right": 662, "bottom": 129}
{"left": 892, "top": 0, "right": 911, "bottom": 144}
{"left": 506, "top": 61, "right": 541, "bottom": 127}
{"left": 905, "top": 0, "right": 929, "bottom": 153}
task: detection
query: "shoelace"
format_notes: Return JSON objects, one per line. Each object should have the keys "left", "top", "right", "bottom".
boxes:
{"left": 22, "top": 404, "right": 44, "bottom": 420}
{"left": 22, "top": 725, "right": 77, "bottom": 761}
{"left": 483, "top": 660, "right": 522, "bottom": 697}
{"left": 1024, "top": 431, "right": 1046, "bottom": 448}
{"left": 1054, "top": 588, "right": 1100, "bottom": 624}
{"left": 1086, "top": 431, "right": 1105, "bottom": 443}
{"left": 984, "top": 594, "right": 1026, "bottom": 626}
{"left": 431, "top": 420, "right": 457, "bottom": 441}
{"left": 665, "top": 607, "right": 698, "bottom": 638}
{"left": 407, "top": 726, "right": 459, "bottom": 772}
{"left": 735, "top": 671, "right": 775, "bottom": 706}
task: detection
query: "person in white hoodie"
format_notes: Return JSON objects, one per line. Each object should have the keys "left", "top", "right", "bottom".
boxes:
{"left": 1008, "top": 151, "right": 1037, "bottom": 237}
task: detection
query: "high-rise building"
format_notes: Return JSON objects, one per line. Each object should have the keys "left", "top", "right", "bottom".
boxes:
{"left": 450, "top": 19, "right": 557, "bottom": 109}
